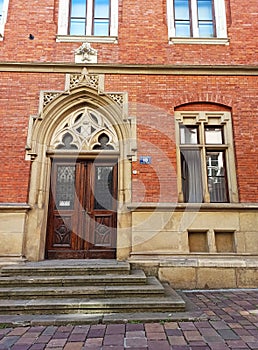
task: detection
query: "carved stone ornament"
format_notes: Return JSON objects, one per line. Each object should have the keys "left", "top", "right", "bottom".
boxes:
{"left": 50, "top": 106, "right": 119, "bottom": 151}
{"left": 74, "top": 42, "right": 98, "bottom": 63}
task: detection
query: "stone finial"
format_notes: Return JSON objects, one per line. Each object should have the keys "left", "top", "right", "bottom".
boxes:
{"left": 75, "top": 42, "right": 98, "bottom": 63}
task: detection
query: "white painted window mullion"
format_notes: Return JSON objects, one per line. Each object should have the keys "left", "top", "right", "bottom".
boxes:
{"left": 191, "top": 0, "right": 199, "bottom": 37}
{"left": 86, "top": 0, "right": 93, "bottom": 35}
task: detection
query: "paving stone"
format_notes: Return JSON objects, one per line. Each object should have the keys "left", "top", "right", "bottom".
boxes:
{"left": 63, "top": 342, "right": 84, "bottom": 349}
{"left": 124, "top": 336, "right": 147, "bottom": 348}
{"left": 72, "top": 325, "right": 90, "bottom": 334}
{"left": 46, "top": 338, "right": 67, "bottom": 347}
{"left": 87, "top": 327, "right": 106, "bottom": 338}
{"left": 103, "top": 334, "right": 124, "bottom": 346}
{"left": 217, "top": 329, "right": 240, "bottom": 340}
{"left": 168, "top": 335, "right": 187, "bottom": 346}
{"left": 125, "top": 330, "right": 146, "bottom": 338}
{"left": 145, "top": 331, "right": 167, "bottom": 340}
{"left": 148, "top": 340, "right": 171, "bottom": 350}
{"left": 0, "top": 336, "right": 20, "bottom": 348}
{"left": 179, "top": 321, "right": 197, "bottom": 330}
{"left": 165, "top": 328, "right": 183, "bottom": 336}
{"left": 10, "top": 346, "right": 32, "bottom": 350}
{"left": 184, "top": 330, "right": 204, "bottom": 341}
{"left": 29, "top": 344, "right": 46, "bottom": 350}
{"left": 209, "top": 343, "right": 230, "bottom": 350}
{"left": 145, "top": 322, "right": 164, "bottom": 333}
{"left": 105, "top": 324, "right": 125, "bottom": 334}
{"left": 68, "top": 333, "right": 87, "bottom": 342}
{"left": 126, "top": 323, "right": 144, "bottom": 331}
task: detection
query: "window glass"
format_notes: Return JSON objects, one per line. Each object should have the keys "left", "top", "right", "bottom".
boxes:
{"left": 70, "top": 0, "right": 87, "bottom": 35}
{"left": 93, "top": 0, "right": 110, "bottom": 35}
{"left": 206, "top": 151, "right": 228, "bottom": 202}
{"left": 180, "top": 125, "right": 199, "bottom": 144}
{"left": 205, "top": 126, "right": 223, "bottom": 144}
{"left": 181, "top": 149, "right": 203, "bottom": 202}
{"left": 198, "top": 22, "right": 214, "bottom": 37}
{"left": 94, "top": 166, "right": 114, "bottom": 210}
{"left": 197, "top": 0, "right": 213, "bottom": 20}
{"left": 0, "top": 0, "right": 3, "bottom": 18}
{"left": 70, "top": 0, "right": 86, "bottom": 17}
{"left": 174, "top": 0, "right": 191, "bottom": 36}
{"left": 93, "top": 19, "right": 109, "bottom": 35}
{"left": 94, "top": 0, "right": 109, "bottom": 17}
{"left": 55, "top": 165, "right": 76, "bottom": 210}
{"left": 197, "top": 0, "right": 214, "bottom": 37}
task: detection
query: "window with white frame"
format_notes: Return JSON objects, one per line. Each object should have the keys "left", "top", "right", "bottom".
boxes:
{"left": 175, "top": 111, "right": 238, "bottom": 203}
{"left": 0, "top": 0, "right": 10, "bottom": 39}
{"left": 57, "top": 0, "right": 118, "bottom": 42}
{"left": 167, "top": 0, "right": 228, "bottom": 43}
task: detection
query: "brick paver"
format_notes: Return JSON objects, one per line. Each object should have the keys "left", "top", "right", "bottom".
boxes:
{"left": 0, "top": 290, "right": 257, "bottom": 349}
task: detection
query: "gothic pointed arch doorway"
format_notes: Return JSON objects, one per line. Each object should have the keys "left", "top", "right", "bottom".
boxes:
{"left": 46, "top": 106, "right": 119, "bottom": 259}
{"left": 25, "top": 77, "right": 136, "bottom": 262}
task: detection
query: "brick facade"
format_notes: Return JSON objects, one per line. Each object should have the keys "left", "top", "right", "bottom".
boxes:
{"left": 0, "top": 0, "right": 257, "bottom": 287}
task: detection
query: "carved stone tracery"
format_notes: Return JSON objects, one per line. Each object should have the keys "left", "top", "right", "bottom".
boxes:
{"left": 51, "top": 107, "right": 119, "bottom": 151}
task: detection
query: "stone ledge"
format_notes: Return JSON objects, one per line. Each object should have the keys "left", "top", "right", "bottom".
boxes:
{"left": 0, "top": 203, "right": 31, "bottom": 212}
{"left": 128, "top": 202, "right": 258, "bottom": 212}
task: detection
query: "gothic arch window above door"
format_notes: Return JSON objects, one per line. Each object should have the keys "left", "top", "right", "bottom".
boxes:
{"left": 50, "top": 106, "right": 119, "bottom": 152}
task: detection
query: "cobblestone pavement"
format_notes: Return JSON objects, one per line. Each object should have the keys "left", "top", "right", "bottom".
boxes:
{"left": 0, "top": 290, "right": 257, "bottom": 349}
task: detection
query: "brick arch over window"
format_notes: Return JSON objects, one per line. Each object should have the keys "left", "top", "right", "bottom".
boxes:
{"left": 174, "top": 93, "right": 233, "bottom": 109}
{"left": 24, "top": 85, "right": 135, "bottom": 261}
{"left": 175, "top": 102, "right": 231, "bottom": 112}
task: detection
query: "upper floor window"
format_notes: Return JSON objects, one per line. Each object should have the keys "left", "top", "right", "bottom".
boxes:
{"left": 0, "top": 0, "right": 9, "bottom": 39}
{"left": 175, "top": 111, "right": 238, "bottom": 203}
{"left": 167, "top": 0, "right": 228, "bottom": 44}
{"left": 69, "top": 0, "right": 110, "bottom": 36}
{"left": 57, "top": 0, "right": 118, "bottom": 42}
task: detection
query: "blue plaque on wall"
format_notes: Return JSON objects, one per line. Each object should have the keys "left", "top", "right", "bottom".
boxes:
{"left": 140, "top": 156, "right": 152, "bottom": 164}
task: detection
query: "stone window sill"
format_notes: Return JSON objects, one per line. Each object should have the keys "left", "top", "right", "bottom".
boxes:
{"left": 169, "top": 37, "right": 229, "bottom": 45}
{"left": 56, "top": 35, "right": 118, "bottom": 44}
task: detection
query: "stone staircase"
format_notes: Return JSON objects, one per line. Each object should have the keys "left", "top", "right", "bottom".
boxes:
{"left": 0, "top": 260, "right": 185, "bottom": 320}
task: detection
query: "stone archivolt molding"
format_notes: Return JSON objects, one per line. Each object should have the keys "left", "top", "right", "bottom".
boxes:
{"left": 26, "top": 69, "right": 136, "bottom": 161}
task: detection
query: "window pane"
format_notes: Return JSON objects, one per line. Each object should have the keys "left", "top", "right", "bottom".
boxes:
{"left": 69, "top": 0, "right": 87, "bottom": 35}
{"left": 94, "top": 166, "right": 114, "bottom": 210}
{"left": 181, "top": 149, "right": 203, "bottom": 202}
{"left": 199, "top": 22, "right": 214, "bottom": 37}
{"left": 55, "top": 165, "right": 76, "bottom": 210}
{"left": 70, "top": 18, "right": 86, "bottom": 35}
{"left": 174, "top": 0, "right": 191, "bottom": 37}
{"left": 0, "top": 0, "right": 3, "bottom": 18}
{"left": 180, "top": 126, "right": 199, "bottom": 144}
{"left": 174, "top": 0, "right": 190, "bottom": 20}
{"left": 197, "top": 0, "right": 213, "bottom": 20}
{"left": 206, "top": 151, "right": 228, "bottom": 202}
{"left": 93, "top": 19, "right": 109, "bottom": 36}
{"left": 94, "top": 0, "right": 110, "bottom": 18}
{"left": 205, "top": 126, "right": 223, "bottom": 144}
{"left": 70, "top": 0, "right": 86, "bottom": 17}
{"left": 175, "top": 22, "right": 191, "bottom": 37}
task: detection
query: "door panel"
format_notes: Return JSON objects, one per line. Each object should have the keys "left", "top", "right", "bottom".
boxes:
{"left": 46, "top": 160, "right": 117, "bottom": 259}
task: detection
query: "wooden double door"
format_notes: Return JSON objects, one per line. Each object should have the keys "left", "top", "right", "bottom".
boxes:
{"left": 46, "top": 159, "right": 117, "bottom": 259}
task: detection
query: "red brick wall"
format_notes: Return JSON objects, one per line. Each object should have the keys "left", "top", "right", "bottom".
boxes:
{"left": 0, "top": 0, "right": 257, "bottom": 65}
{"left": 0, "top": 73, "right": 66, "bottom": 202}
{"left": 0, "top": 72, "right": 256, "bottom": 203}
{"left": 0, "top": 0, "right": 257, "bottom": 203}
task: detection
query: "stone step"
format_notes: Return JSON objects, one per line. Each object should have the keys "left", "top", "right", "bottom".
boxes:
{"left": 0, "top": 277, "right": 164, "bottom": 299}
{"left": 0, "top": 284, "right": 185, "bottom": 315}
{"left": 0, "top": 269, "right": 147, "bottom": 287}
{"left": 0, "top": 260, "right": 130, "bottom": 277}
